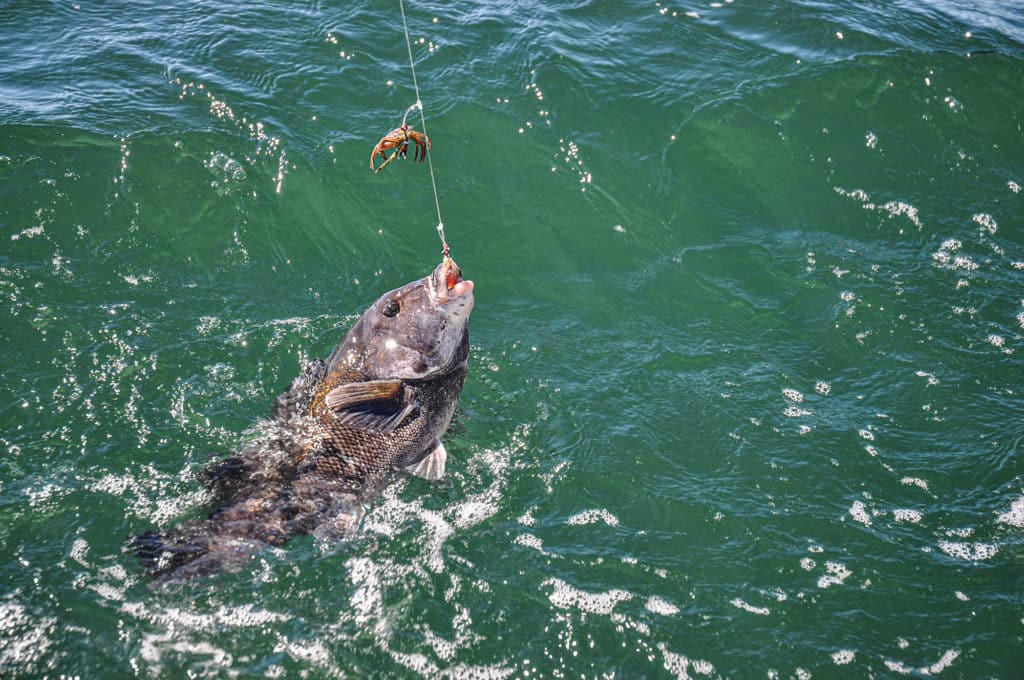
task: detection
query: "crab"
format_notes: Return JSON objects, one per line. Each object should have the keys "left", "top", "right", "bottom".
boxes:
{"left": 370, "top": 124, "right": 431, "bottom": 173}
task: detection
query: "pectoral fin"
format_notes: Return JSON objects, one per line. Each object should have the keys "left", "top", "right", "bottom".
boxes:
{"left": 334, "top": 403, "right": 418, "bottom": 433}
{"left": 325, "top": 380, "right": 416, "bottom": 433}
{"left": 324, "top": 379, "right": 403, "bottom": 411}
{"left": 404, "top": 439, "right": 447, "bottom": 481}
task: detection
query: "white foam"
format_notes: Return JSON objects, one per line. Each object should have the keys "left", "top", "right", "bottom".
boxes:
{"left": 345, "top": 556, "right": 385, "bottom": 631}
{"left": 858, "top": 429, "right": 874, "bottom": 441}
{"left": 931, "top": 238, "right": 961, "bottom": 265}
{"left": 892, "top": 509, "right": 922, "bottom": 523}
{"left": 645, "top": 596, "right": 679, "bottom": 616}
{"left": 901, "top": 477, "right": 929, "bottom": 491}
{"left": 814, "top": 381, "right": 831, "bottom": 396}
{"left": 937, "top": 541, "right": 998, "bottom": 561}
{"left": 952, "top": 254, "right": 978, "bottom": 270}
{"left": 513, "top": 533, "right": 544, "bottom": 552}
{"left": 782, "top": 388, "right": 804, "bottom": 403}
{"left": 972, "top": 213, "right": 997, "bottom": 234}
{"left": 453, "top": 498, "right": 498, "bottom": 529}
{"left": 817, "top": 561, "right": 852, "bottom": 588}
{"left": 138, "top": 632, "right": 234, "bottom": 672}
{"left": 927, "top": 649, "right": 960, "bottom": 674}
{"left": 543, "top": 577, "right": 632, "bottom": 615}
{"left": 566, "top": 508, "right": 620, "bottom": 527}
{"left": 70, "top": 537, "right": 90, "bottom": 566}
{"left": 881, "top": 201, "right": 924, "bottom": 230}
{"left": 657, "top": 643, "right": 714, "bottom": 678}
{"left": 996, "top": 493, "right": 1024, "bottom": 527}
{"left": 0, "top": 602, "right": 56, "bottom": 671}
{"left": 11, "top": 225, "right": 44, "bottom": 240}
{"left": 884, "top": 659, "right": 913, "bottom": 675}
{"left": 849, "top": 500, "right": 872, "bottom": 527}
{"left": 800, "top": 557, "right": 816, "bottom": 571}
{"left": 834, "top": 186, "right": 871, "bottom": 202}
{"left": 832, "top": 649, "right": 856, "bottom": 665}
{"left": 730, "top": 598, "right": 770, "bottom": 615}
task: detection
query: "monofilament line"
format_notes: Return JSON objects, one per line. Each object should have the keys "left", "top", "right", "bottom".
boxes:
{"left": 398, "top": 0, "right": 447, "bottom": 251}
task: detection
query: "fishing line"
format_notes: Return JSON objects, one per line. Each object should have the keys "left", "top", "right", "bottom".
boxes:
{"left": 398, "top": 0, "right": 447, "bottom": 253}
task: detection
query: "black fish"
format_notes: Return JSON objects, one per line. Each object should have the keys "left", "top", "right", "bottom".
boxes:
{"left": 134, "top": 256, "right": 475, "bottom": 584}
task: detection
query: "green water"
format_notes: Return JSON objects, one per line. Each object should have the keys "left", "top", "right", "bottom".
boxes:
{"left": 1, "top": 1, "right": 1022, "bottom": 676}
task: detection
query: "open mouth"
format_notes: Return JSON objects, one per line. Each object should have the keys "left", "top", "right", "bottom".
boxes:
{"left": 440, "top": 255, "right": 474, "bottom": 299}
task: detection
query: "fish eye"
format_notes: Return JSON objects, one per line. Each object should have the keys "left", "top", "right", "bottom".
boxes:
{"left": 382, "top": 299, "right": 400, "bottom": 318}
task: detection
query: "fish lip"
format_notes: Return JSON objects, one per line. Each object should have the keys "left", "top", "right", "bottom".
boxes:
{"left": 431, "top": 256, "right": 475, "bottom": 304}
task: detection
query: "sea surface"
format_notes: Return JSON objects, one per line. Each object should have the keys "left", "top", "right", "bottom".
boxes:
{"left": 1, "top": 0, "right": 1022, "bottom": 676}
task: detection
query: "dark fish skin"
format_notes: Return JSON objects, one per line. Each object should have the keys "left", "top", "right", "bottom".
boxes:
{"left": 134, "top": 257, "right": 474, "bottom": 585}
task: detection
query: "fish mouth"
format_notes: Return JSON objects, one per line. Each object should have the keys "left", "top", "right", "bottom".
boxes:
{"left": 435, "top": 255, "right": 474, "bottom": 302}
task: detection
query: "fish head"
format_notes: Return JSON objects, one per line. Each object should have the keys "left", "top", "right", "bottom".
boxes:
{"left": 348, "top": 256, "right": 474, "bottom": 381}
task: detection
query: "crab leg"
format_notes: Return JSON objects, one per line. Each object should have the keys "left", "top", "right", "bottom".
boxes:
{"left": 374, "top": 150, "right": 399, "bottom": 174}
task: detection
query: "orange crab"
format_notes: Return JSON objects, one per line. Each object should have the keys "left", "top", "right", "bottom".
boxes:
{"left": 370, "top": 124, "right": 431, "bottom": 173}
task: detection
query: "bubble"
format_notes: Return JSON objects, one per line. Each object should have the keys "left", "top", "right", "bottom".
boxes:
{"left": 972, "top": 213, "right": 997, "bottom": 234}
{"left": 514, "top": 533, "right": 544, "bottom": 552}
{"left": 817, "top": 561, "right": 852, "bottom": 588}
{"left": 832, "top": 650, "right": 856, "bottom": 665}
{"left": 996, "top": 493, "right": 1024, "bottom": 527}
{"left": 849, "top": 500, "right": 872, "bottom": 526}
{"left": 566, "top": 508, "right": 620, "bottom": 527}
{"left": 0, "top": 602, "right": 57, "bottom": 672}
{"left": 730, "top": 598, "right": 770, "bottom": 615}
{"left": 517, "top": 508, "right": 537, "bottom": 526}
{"left": 543, "top": 577, "right": 632, "bottom": 615}
{"left": 928, "top": 650, "right": 960, "bottom": 674}
{"left": 937, "top": 541, "right": 998, "bottom": 561}
{"left": 892, "top": 509, "right": 922, "bottom": 523}
{"left": 658, "top": 644, "right": 715, "bottom": 679}
{"left": 645, "top": 596, "right": 679, "bottom": 616}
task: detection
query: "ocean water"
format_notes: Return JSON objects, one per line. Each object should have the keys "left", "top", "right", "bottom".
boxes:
{"left": 1, "top": 0, "right": 1022, "bottom": 676}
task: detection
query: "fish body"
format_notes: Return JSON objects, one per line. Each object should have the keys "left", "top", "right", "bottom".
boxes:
{"left": 135, "top": 257, "right": 474, "bottom": 584}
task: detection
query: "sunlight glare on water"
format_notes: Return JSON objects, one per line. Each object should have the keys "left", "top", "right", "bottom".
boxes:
{"left": 1, "top": 0, "right": 1022, "bottom": 677}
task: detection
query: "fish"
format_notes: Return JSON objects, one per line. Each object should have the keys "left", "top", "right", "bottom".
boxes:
{"left": 133, "top": 256, "right": 475, "bottom": 585}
